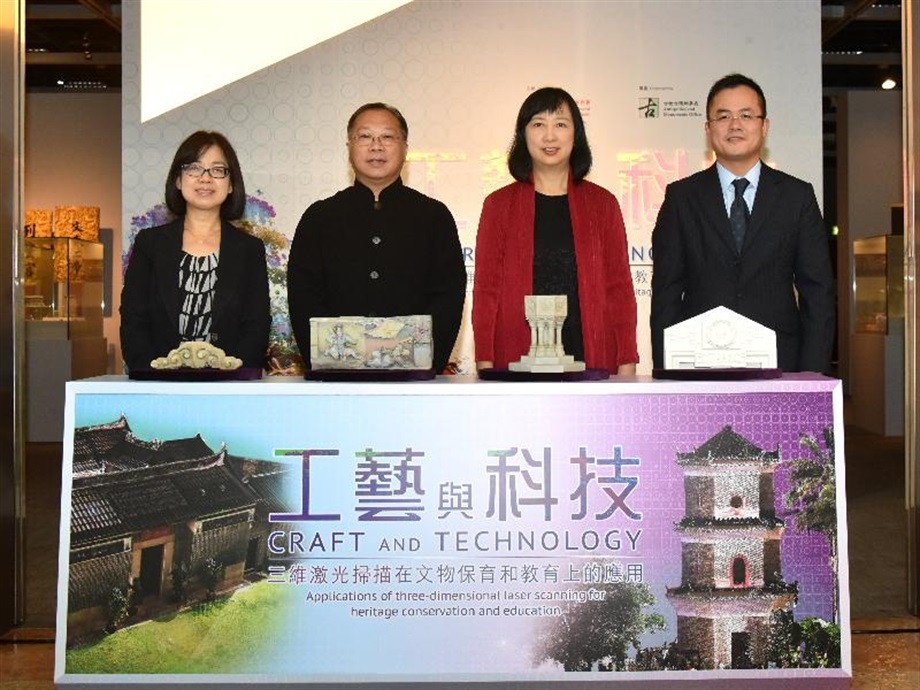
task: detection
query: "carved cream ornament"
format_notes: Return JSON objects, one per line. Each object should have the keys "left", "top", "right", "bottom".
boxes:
{"left": 150, "top": 341, "right": 242, "bottom": 370}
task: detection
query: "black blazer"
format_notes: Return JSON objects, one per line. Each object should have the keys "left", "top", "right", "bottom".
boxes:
{"left": 650, "top": 164, "right": 835, "bottom": 373}
{"left": 120, "top": 218, "right": 271, "bottom": 371}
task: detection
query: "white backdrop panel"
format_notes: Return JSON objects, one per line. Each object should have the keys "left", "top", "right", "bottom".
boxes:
{"left": 123, "top": 0, "right": 822, "bottom": 375}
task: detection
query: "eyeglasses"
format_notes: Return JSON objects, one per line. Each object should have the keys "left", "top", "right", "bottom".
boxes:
{"left": 707, "top": 112, "right": 766, "bottom": 126}
{"left": 181, "top": 163, "right": 231, "bottom": 179}
{"left": 350, "top": 132, "right": 404, "bottom": 148}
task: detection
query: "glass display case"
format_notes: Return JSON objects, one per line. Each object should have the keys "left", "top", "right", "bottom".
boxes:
{"left": 852, "top": 234, "right": 904, "bottom": 334}
{"left": 24, "top": 237, "right": 104, "bottom": 339}
{"left": 24, "top": 237, "right": 109, "bottom": 442}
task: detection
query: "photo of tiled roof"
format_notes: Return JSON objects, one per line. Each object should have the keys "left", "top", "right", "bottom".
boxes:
{"left": 677, "top": 425, "right": 780, "bottom": 465}
{"left": 69, "top": 420, "right": 259, "bottom": 548}
{"left": 62, "top": 414, "right": 301, "bottom": 641}
{"left": 224, "top": 456, "right": 296, "bottom": 514}
{"left": 72, "top": 416, "right": 217, "bottom": 476}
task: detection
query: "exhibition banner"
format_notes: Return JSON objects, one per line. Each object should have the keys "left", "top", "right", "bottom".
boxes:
{"left": 55, "top": 377, "right": 850, "bottom": 688}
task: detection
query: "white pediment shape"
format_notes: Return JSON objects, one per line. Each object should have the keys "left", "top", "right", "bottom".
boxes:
{"left": 663, "top": 306, "right": 777, "bottom": 369}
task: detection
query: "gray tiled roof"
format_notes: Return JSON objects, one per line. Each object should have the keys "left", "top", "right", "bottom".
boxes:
{"left": 224, "top": 455, "right": 296, "bottom": 513}
{"left": 678, "top": 425, "right": 780, "bottom": 466}
{"left": 70, "top": 420, "right": 256, "bottom": 546}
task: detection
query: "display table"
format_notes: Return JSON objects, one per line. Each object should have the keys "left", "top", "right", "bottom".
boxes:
{"left": 55, "top": 375, "right": 851, "bottom": 689}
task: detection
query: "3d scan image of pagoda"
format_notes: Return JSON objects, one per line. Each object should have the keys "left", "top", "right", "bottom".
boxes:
{"left": 666, "top": 425, "right": 797, "bottom": 669}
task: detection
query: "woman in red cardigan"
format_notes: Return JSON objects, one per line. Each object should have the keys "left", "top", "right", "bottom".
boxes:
{"left": 472, "top": 87, "right": 638, "bottom": 374}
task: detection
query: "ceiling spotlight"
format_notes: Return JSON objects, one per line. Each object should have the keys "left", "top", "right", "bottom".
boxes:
{"left": 879, "top": 64, "right": 899, "bottom": 90}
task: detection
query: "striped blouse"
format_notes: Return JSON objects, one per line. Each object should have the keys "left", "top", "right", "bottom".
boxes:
{"left": 178, "top": 251, "right": 218, "bottom": 343}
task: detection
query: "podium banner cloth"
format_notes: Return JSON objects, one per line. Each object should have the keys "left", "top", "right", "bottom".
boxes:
{"left": 55, "top": 375, "right": 850, "bottom": 688}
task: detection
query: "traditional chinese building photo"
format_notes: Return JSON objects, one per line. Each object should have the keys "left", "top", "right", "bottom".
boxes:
{"left": 66, "top": 416, "right": 292, "bottom": 641}
{"left": 666, "top": 426, "right": 797, "bottom": 669}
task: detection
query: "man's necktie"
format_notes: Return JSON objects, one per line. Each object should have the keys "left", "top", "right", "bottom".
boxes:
{"left": 730, "top": 178, "right": 750, "bottom": 253}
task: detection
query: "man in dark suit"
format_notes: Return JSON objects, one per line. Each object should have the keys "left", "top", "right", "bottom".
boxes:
{"left": 650, "top": 73, "right": 835, "bottom": 373}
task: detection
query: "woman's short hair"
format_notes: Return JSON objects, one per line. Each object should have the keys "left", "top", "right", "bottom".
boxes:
{"left": 507, "top": 87, "right": 592, "bottom": 183}
{"left": 164, "top": 131, "right": 247, "bottom": 220}
{"left": 347, "top": 102, "right": 409, "bottom": 141}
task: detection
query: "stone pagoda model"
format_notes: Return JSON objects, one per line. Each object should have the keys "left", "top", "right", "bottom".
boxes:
{"left": 666, "top": 425, "right": 796, "bottom": 669}
{"left": 509, "top": 295, "right": 585, "bottom": 373}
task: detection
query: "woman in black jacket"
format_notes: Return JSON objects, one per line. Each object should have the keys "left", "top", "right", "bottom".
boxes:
{"left": 120, "top": 131, "right": 270, "bottom": 372}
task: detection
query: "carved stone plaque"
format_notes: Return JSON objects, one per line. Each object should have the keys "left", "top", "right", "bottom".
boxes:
{"left": 310, "top": 315, "right": 433, "bottom": 370}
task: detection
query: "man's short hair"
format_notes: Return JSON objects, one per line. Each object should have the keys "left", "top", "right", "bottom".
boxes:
{"left": 507, "top": 86, "right": 592, "bottom": 183}
{"left": 347, "top": 102, "right": 409, "bottom": 141}
{"left": 706, "top": 73, "right": 767, "bottom": 118}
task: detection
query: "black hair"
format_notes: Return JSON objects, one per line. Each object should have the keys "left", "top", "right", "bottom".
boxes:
{"left": 706, "top": 73, "right": 767, "bottom": 119}
{"left": 164, "top": 130, "right": 246, "bottom": 220}
{"left": 346, "top": 102, "right": 409, "bottom": 141}
{"left": 507, "top": 87, "right": 592, "bottom": 183}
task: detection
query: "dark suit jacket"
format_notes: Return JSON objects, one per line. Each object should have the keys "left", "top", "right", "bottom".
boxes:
{"left": 650, "top": 163, "right": 835, "bottom": 373}
{"left": 120, "top": 218, "right": 271, "bottom": 371}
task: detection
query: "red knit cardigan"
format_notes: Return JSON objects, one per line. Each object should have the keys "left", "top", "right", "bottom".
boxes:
{"left": 472, "top": 179, "right": 639, "bottom": 371}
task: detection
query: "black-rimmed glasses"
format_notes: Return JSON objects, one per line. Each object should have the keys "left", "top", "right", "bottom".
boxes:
{"left": 181, "top": 163, "right": 231, "bottom": 179}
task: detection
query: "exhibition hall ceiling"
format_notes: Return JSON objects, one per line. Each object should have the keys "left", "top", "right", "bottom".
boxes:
{"left": 23, "top": 1, "right": 904, "bottom": 93}
{"left": 821, "top": 0, "right": 903, "bottom": 91}
{"left": 25, "top": 0, "right": 121, "bottom": 91}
